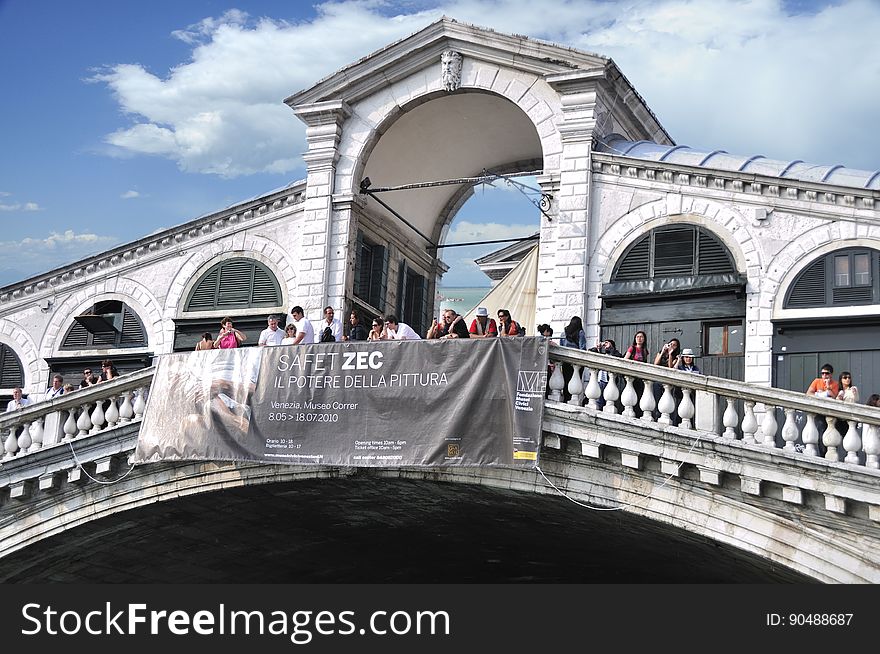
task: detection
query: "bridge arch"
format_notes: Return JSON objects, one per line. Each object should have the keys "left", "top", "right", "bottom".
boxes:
{"left": 0, "top": 458, "right": 820, "bottom": 583}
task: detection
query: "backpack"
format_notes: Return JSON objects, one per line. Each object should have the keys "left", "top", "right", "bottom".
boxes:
{"left": 517, "top": 322, "right": 526, "bottom": 336}
{"left": 320, "top": 326, "right": 335, "bottom": 343}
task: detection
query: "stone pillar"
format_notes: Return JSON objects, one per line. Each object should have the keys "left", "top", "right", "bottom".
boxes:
{"left": 543, "top": 71, "right": 605, "bottom": 330}
{"left": 291, "top": 100, "right": 352, "bottom": 318}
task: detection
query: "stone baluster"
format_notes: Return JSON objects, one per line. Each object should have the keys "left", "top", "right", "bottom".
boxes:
{"left": 722, "top": 398, "right": 739, "bottom": 439}
{"left": 119, "top": 390, "right": 135, "bottom": 422}
{"left": 602, "top": 373, "right": 620, "bottom": 414}
{"left": 781, "top": 408, "right": 799, "bottom": 451}
{"left": 657, "top": 384, "right": 675, "bottom": 425}
{"left": 76, "top": 403, "right": 93, "bottom": 437}
{"left": 28, "top": 416, "right": 44, "bottom": 452}
{"left": 105, "top": 396, "right": 120, "bottom": 428}
{"left": 678, "top": 388, "right": 695, "bottom": 429}
{"left": 17, "top": 421, "right": 32, "bottom": 454}
{"left": 760, "top": 404, "right": 778, "bottom": 447}
{"left": 842, "top": 420, "right": 862, "bottom": 465}
{"left": 620, "top": 376, "right": 638, "bottom": 418}
{"left": 801, "top": 414, "right": 819, "bottom": 456}
{"left": 863, "top": 423, "right": 880, "bottom": 469}
{"left": 63, "top": 408, "right": 78, "bottom": 442}
{"left": 547, "top": 364, "right": 565, "bottom": 402}
{"left": 4, "top": 427, "right": 19, "bottom": 459}
{"left": 133, "top": 387, "right": 148, "bottom": 419}
{"left": 90, "top": 400, "right": 106, "bottom": 434}
{"left": 584, "top": 368, "right": 601, "bottom": 409}
{"left": 639, "top": 379, "right": 656, "bottom": 422}
{"left": 741, "top": 401, "right": 758, "bottom": 444}
{"left": 823, "top": 416, "right": 842, "bottom": 462}
{"left": 567, "top": 365, "right": 584, "bottom": 406}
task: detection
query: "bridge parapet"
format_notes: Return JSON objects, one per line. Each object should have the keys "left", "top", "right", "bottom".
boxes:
{"left": 0, "top": 368, "right": 152, "bottom": 498}
{"left": 548, "top": 343, "right": 880, "bottom": 468}
{"left": 546, "top": 343, "right": 880, "bottom": 521}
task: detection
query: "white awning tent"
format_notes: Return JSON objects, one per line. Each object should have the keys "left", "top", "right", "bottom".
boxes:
{"left": 463, "top": 244, "right": 538, "bottom": 335}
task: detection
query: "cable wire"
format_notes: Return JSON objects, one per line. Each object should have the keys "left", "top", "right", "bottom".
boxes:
{"left": 535, "top": 427, "right": 707, "bottom": 512}
{"left": 67, "top": 440, "right": 136, "bottom": 485}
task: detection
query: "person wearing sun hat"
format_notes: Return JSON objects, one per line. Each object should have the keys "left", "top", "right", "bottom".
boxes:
{"left": 468, "top": 306, "right": 498, "bottom": 338}
{"left": 675, "top": 348, "right": 702, "bottom": 373}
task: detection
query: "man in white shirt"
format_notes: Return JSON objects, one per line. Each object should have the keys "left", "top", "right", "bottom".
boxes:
{"left": 6, "top": 387, "right": 31, "bottom": 412}
{"left": 289, "top": 306, "right": 315, "bottom": 345}
{"left": 45, "top": 374, "right": 65, "bottom": 399}
{"left": 315, "top": 305, "right": 343, "bottom": 343}
{"left": 382, "top": 315, "right": 421, "bottom": 340}
{"left": 258, "top": 314, "right": 285, "bottom": 346}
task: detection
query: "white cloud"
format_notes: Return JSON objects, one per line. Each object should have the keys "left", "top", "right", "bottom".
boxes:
{"left": 91, "top": 5, "right": 435, "bottom": 177}
{"left": 120, "top": 190, "right": 141, "bottom": 199}
{"left": 0, "top": 191, "right": 10, "bottom": 197}
{"left": 0, "top": 201, "right": 42, "bottom": 212}
{"left": 92, "top": 1, "right": 880, "bottom": 177}
{"left": 0, "top": 230, "right": 120, "bottom": 286}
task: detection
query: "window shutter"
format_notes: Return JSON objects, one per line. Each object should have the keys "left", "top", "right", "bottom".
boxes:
{"left": 217, "top": 259, "right": 253, "bottom": 306}
{"left": 786, "top": 259, "right": 826, "bottom": 308}
{"left": 187, "top": 269, "right": 219, "bottom": 310}
{"left": 614, "top": 236, "right": 650, "bottom": 280}
{"left": 653, "top": 227, "right": 695, "bottom": 276}
{"left": 0, "top": 344, "right": 24, "bottom": 388}
{"left": 62, "top": 322, "right": 90, "bottom": 349}
{"left": 251, "top": 265, "right": 281, "bottom": 305}
{"left": 832, "top": 286, "right": 873, "bottom": 305}
{"left": 372, "top": 245, "right": 388, "bottom": 311}
{"left": 184, "top": 259, "right": 281, "bottom": 311}
{"left": 120, "top": 307, "right": 147, "bottom": 345}
{"left": 697, "top": 231, "right": 734, "bottom": 274}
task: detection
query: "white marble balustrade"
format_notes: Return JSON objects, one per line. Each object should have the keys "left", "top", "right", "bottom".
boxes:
{"left": 0, "top": 368, "right": 154, "bottom": 461}
{"left": 548, "top": 344, "right": 880, "bottom": 470}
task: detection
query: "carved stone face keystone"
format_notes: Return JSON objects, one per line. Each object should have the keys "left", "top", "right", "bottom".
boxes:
{"left": 441, "top": 50, "right": 463, "bottom": 92}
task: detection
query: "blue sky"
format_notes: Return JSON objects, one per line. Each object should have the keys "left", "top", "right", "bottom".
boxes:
{"left": 1, "top": 0, "right": 878, "bottom": 287}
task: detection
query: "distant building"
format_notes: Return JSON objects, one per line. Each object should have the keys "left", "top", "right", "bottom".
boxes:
{"left": 475, "top": 235, "right": 538, "bottom": 286}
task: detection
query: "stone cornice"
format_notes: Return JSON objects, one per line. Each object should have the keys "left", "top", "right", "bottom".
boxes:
{"left": 285, "top": 18, "right": 606, "bottom": 108}
{"left": 0, "top": 181, "right": 308, "bottom": 310}
{"left": 591, "top": 151, "right": 879, "bottom": 216}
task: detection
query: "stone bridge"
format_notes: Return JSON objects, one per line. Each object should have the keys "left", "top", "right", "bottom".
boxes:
{"left": 1, "top": 345, "right": 878, "bottom": 583}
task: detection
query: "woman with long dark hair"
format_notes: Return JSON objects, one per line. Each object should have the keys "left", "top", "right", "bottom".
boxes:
{"left": 559, "top": 316, "right": 586, "bottom": 350}
{"left": 654, "top": 338, "right": 681, "bottom": 368}
{"left": 836, "top": 372, "right": 859, "bottom": 404}
{"left": 624, "top": 331, "right": 649, "bottom": 362}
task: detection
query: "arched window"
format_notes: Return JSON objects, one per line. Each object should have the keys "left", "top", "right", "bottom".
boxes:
{"left": 184, "top": 258, "right": 282, "bottom": 312}
{"left": 0, "top": 343, "right": 24, "bottom": 388}
{"left": 612, "top": 225, "right": 735, "bottom": 281}
{"left": 60, "top": 300, "right": 147, "bottom": 350}
{"left": 784, "top": 248, "right": 880, "bottom": 309}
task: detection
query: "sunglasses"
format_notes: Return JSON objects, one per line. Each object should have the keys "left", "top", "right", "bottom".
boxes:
{"left": 842, "top": 375, "right": 851, "bottom": 379}
{"left": 821, "top": 371, "right": 832, "bottom": 375}
{"left": 83, "top": 370, "right": 91, "bottom": 375}
{"left": 286, "top": 326, "right": 295, "bottom": 331}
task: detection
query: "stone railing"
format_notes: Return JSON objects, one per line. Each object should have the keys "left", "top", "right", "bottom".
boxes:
{"left": 547, "top": 344, "right": 880, "bottom": 469}
{"left": 0, "top": 367, "right": 154, "bottom": 461}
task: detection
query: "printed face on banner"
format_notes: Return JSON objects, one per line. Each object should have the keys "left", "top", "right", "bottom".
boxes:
{"left": 134, "top": 338, "right": 548, "bottom": 468}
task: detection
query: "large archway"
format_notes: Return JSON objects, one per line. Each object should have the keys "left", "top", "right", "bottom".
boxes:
{"left": 349, "top": 91, "right": 543, "bottom": 331}
{"left": 0, "top": 477, "right": 808, "bottom": 583}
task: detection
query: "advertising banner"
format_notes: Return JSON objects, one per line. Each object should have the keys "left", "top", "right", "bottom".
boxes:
{"left": 133, "top": 337, "right": 547, "bottom": 467}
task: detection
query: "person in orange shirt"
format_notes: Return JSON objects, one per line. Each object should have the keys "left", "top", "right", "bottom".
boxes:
{"left": 806, "top": 364, "right": 840, "bottom": 399}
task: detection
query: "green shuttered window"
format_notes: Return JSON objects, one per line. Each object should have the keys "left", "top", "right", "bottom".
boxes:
{"left": 185, "top": 259, "right": 282, "bottom": 312}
